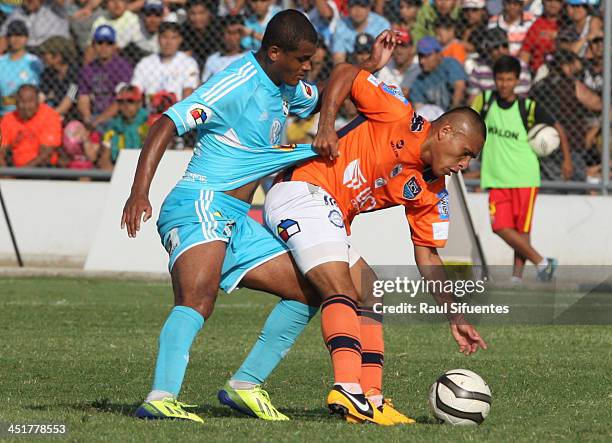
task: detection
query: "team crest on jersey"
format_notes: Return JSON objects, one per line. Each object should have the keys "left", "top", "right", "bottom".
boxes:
{"left": 301, "top": 82, "right": 315, "bottom": 99}
{"left": 374, "top": 177, "right": 387, "bottom": 188}
{"left": 277, "top": 219, "right": 301, "bottom": 242}
{"left": 343, "top": 159, "right": 367, "bottom": 190}
{"left": 223, "top": 220, "right": 235, "bottom": 237}
{"left": 164, "top": 228, "right": 180, "bottom": 255}
{"left": 381, "top": 84, "right": 408, "bottom": 104}
{"left": 403, "top": 176, "right": 422, "bottom": 200}
{"left": 187, "top": 104, "right": 212, "bottom": 126}
{"left": 269, "top": 119, "right": 282, "bottom": 144}
{"left": 437, "top": 190, "right": 450, "bottom": 220}
{"left": 282, "top": 99, "right": 289, "bottom": 116}
{"left": 390, "top": 164, "right": 403, "bottom": 178}
{"left": 411, "top": 113, "right": 425, "bottom": 132}
{"left": 328, "top": 210, "right": 344, "bottom": 228}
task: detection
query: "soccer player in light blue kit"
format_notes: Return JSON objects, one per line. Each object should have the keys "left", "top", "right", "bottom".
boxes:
{"left": 122, "top": 10, "right": 394, "bottom": 423}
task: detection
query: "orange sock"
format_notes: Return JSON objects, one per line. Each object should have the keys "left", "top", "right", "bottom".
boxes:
{"left": 358, "top": 307, "right": 384, "bottom": 396}
{"left": 321, "top": 294, "right": 362, "bottom": 384}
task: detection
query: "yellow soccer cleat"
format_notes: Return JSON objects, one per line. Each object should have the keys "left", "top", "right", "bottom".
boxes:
{"left": 218, "top": 382, "right": 289, "bottom": 421}
{"left": 327, "top": 385, "right": 394, "bottom": 426}
{"left": 134, "top": 397, "right": 204, "bottom": 423}
{"left": 378, "top": 398, "right": 416, "bottom": 424}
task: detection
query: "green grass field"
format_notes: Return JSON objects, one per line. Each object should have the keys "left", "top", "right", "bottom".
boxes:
{"left": 1, "top": 277, "right": 611, "bottom": 442}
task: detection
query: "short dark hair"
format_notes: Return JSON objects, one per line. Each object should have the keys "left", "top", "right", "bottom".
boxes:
{"left": 493, "top": 55, "right": 521, "bottom": 78}
{"left": 434, "top": 15, "right": 456, "bottom": 29}
{"left": 438, "top": 106, "right": 487, "bottom": 143}
{"left": 186, "top": 0, "right": 215, "bottom": 12}
{"left": 158, "top": 21, "right": 181, "bottom": 35}
{"left": 260, "top": 9, "right": 318, "bottom": 52}
{"left": 17, "top": 84, "right": 39, "bottom": 96}
{"left": 218, "top": 14, "right": 244, "bottom": 30}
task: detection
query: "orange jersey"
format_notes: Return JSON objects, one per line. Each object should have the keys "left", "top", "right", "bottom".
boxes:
{"left": 292, "top": 70, "right": 449, "bottom": 248}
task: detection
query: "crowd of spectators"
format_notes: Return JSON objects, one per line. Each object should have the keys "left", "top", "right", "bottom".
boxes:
{"left": 0, "top": 0, "right": 608, "bottom": 185}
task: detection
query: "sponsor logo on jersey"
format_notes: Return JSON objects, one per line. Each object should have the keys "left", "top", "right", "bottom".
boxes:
{"left": 223, "top": 220, "right": 235, "bottom": 237}
{"left": 374, "top": 177, "right": 387, "bottom": 188}
{"left": 188, "top": 105, "right": 210, "bottom": 125}
{"left": 403, "top": 176, "right": 422, "bottom": 199}
{"left": 381, "top": 84, "right": 408, "bottom": 103}
{"left": 411, "top": 113, "right": 425, "bottom": 132}
{"left": 390, "top": 164, "right": 403, "bottom": 178}
{"left": 282, "top": 99, "right": 289, "bottom": 116}
{"left": 343, "top": 159, "right": 367, "bottom": 190}
{"left": 390, "top": 139, "right": 405, "bottom": 157}
{"left": 277, "top": 219, "right": 301, "bottom": 242}
{"left": 328, "top": 209, "right": 344, "bottom": 228}
{"left": 437, "top": 189, "right": 449, "bottom": 220}
{"left": 367, "top": 74, "right": 381, "bottom": 87}
{"left": 272, "top": 143, "right": 297, "bottom": 151}
{"left": 269, "top": 119, "right": 283, "bottom": 144}
{"left": 165, "top": 228, "right": 180, "bottom": 255}
{"left": 302, "top": 82, "right": 314, "bottom": 98}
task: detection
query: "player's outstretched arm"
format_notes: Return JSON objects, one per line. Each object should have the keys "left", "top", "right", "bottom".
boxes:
{"left": 121, "top": 116, "right": 176, "bottom": 238}
{"left": 414, "top": 245, "right": 488, "bottom": 356}
{"left": 313, "top": 30, "right": 397, "bottom": 160}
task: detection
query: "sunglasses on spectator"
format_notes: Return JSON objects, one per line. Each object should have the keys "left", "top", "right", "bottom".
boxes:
{"left": 94, "top": 41, "right": 114, "bottom": 46}
{"left": 144, "top": 10, "right": 163, "bottom": 16}
{"left": 589, "top": 37, "right": 604, "bottom": 44}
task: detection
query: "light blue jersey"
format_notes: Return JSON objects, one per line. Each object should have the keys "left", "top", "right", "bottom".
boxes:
{"left": 0, "top": 52, "right": 42, "bottom": 115}
{"left": 164, "top": 52, "right": 319, "bottom": 191}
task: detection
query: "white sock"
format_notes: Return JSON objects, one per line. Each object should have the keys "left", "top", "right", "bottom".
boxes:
{"left": 146, "top": 390, "right": 174, "bottom": 402}
{"left": 367, "top": 394, "right": 383, "bottom": 408}
{"left": 537, "top": 258, "right": 549, "bottom": 271}
{"left": 229, "top": 379, "right": 258, "bottom": 390}
{"left": 510, "top": 276, "right": 522, "bottom": 284}
{"left": 336, "top": 383, "right": 362, "bottom": 395}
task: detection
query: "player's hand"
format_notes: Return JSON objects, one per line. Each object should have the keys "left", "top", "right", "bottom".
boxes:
{"left": 561, "top": 157, "right": 573, "bottom": 180}
{"left": 363, "top": 30, "right": 397, "bottom": 73}
{"left": 313, "top": 124, "right": 339, "bottom": 161}
{"left": 121, "top": 192, "right": 153, "bottom": 238}
{"left": 449, "top": 317, "right": 488, "bottom": 355}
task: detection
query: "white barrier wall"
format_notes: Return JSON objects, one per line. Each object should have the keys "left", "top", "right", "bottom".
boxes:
{"left": 2, "top": 162, "right": 612, "bottom": 268}
{"left": 0, "top": 179, "right": 108, "bottom": 265}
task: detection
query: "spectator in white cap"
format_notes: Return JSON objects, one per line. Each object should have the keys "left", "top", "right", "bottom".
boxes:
{"left": 458, "top": 0, "right": 488, "bottom": 55}
{"left": 0, "top": 0, "right": 70, "bottom": 53}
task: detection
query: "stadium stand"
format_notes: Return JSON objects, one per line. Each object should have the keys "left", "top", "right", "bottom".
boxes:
{"left": 0, "top": 0, "right": 608, "bottom": 193}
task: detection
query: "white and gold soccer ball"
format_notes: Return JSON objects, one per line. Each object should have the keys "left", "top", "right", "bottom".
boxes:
{"left": 528, "top": 124, "right": 560, "bottom": 157}
{"left": 428, "top": 369, "right": 492, "bottom": 426}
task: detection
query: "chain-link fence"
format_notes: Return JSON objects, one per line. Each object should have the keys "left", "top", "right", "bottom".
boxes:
{"left": 0, "top": 0, "right": 609, "bottom": 193}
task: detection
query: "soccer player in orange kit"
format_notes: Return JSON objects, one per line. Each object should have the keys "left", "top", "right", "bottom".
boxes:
{"left": 222, "top": 62, "right": 489, "bottom": 425}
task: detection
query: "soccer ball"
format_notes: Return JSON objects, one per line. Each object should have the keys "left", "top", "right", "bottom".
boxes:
{"left": 428, "top": 369, "right": 492, "bottom": 425}
{"left": 528, "top": 124, "right": 560, "bottom": 157}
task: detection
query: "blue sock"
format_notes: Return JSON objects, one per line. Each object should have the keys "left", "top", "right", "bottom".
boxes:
{"left": 152, "top": 306, "right": 204, "bottom": 397}
{"left": 232, "top": 299, "right": 318, "bottom": 384}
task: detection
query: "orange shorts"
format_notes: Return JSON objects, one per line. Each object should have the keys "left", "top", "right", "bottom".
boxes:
{"left": 489, "top": 188, "right": 538, "bottom": 233}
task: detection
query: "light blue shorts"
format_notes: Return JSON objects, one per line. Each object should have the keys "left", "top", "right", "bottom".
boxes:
{"left": 157, "top": 186, "right": 288, "bottom": 293}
